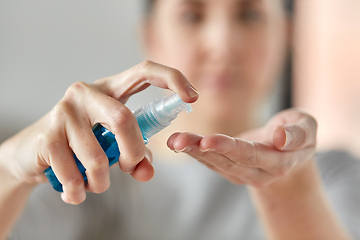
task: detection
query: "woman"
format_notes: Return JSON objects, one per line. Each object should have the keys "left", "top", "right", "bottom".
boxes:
{"left": 1, "top": 0, "right": 359, "bottom": 239}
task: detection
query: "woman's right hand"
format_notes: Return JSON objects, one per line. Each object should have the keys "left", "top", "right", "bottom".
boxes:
{"left": 0, "top": 61, "right": 199, "bottom": 205}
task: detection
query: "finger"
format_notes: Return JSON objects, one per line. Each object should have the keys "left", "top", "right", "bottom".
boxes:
{"left": 167, "top": 132, "right": 203, "bottom": 153}
{"left": 130, "top": 158, "right": 154, "bottom": 182}
{"left": 197, "top": 134, "right": 261, "bottom": 178}
{"left": 168, "top": 132, "right": 218, "bottom": 168}
{"left": 199, "top": 134, "right": 314, "bottom": 177}
{"left": 273, "top": 124, "right": 306, "bottom": 151}
{"left": 65, "top": 116, "right": 110, "bottom": 194}
{"left": 264, "top": 109, "right": 317, "bottom": 151}
{"left": 274, "top": 121, "right": 317, "bottom": 151}
{"left": 167, "top": 132, "right": 183, "bottom": 151}
{"left": 41, "top": 134, "right": 86, "bottom": 205}
{"left": 62, "top": 82, "right": 146, "bottom": 174}
{"left": 199, "top": 134, "right": 259, "bottom": 167}
{"left": 170, "top": 133, "right": 286, "bottom": 188}
{"left": 113, "top": 107, "right": 145, "bottom": 173}
{"left": 169, "top": 132, "right": 256, "bottom": 180}
{"left": 128, "top": 148, "right": 154, "bottom": 182}
{"left": 93, "top": 61, "right": 199, "bottom": 104}
{"left": 198, "top": 149, "right": 262, "bottom": 183}
{"left": 41, "top": 104, "right": 88, "bottom": 204}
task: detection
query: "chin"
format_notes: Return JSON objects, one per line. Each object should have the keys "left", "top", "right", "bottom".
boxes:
{"left": 200, "top": 88, "right": 247, "bottom": 103}
{"left": 197, "top": 94, "right": 246, "bottom": 115}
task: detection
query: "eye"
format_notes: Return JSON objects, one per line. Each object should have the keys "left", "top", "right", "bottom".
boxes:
{"left": 239, "top": 9, "right": 262, "bottom": 23}
{"left": 180, "top": 10, "right": 203, "bottom": 24}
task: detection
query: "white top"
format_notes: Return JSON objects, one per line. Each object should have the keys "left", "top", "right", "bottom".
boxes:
{"left": 9, "top": 151, "right": 360, "bottom": 240}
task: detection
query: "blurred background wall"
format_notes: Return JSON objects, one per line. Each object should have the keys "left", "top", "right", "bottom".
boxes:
{"left": 1, "top": 0, "right": 360, "bottom": 157}
{"left": 0, "top": 0, "right": 163, "bottom": 143}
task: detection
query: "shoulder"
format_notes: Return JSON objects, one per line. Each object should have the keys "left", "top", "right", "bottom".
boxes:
{"left": 315, "top": 151, "right": 360, "bottom": 238}
{"left": 315, "top": 150, "right": 360, "bottom": 184}
{"left": 314, "top": 150, "right": 360, "bottom": 201}
{"left": 315, "top": 150, "right": 360, "bottom": 163}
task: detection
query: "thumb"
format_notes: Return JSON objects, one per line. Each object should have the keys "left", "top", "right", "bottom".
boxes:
{"left": 273, "top": 124, "right": 309, "bottom": 151}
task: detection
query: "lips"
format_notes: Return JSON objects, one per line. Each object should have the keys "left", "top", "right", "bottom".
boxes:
{"left": 199, "top": 74, "right": 239, "bottom": 90}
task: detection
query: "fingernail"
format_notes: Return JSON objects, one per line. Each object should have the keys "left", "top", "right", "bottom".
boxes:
{"left": 145, "top": 152, "right": 153, "bottom": 164}
{"left": 282, "top": 130, "right": 293, "bottom": 149}
{"left": 186, "top": 84, "right": 199, "bottom": 98}
{"left": 61, "top": 192, "right": 69, "bottom": 203}
{"left": 174, "top": 146, "right": 191, "bottom": 153}
{"left": 124, "top": 166, "right": 136, "bottom": 173}
{"left": 147, "top": 156, "right": 153, "bottom": 164}
{"left": 200, "top": 148, "right": 215, "bottom": 153}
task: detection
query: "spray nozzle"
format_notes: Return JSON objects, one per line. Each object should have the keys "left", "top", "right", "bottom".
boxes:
{"left": 134, "top": 93, "right": 193, "bottom": 140}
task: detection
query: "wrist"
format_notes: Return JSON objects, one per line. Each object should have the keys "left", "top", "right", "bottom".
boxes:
{"left": 248, "top": 158, "right": 351, "bottom": 239}
{"left": 0, "top": 141, "right": 37, "bottom": 192}
{"left": 250, "top": 158, "right": 319, "bottom": 197}
{"left": 0, "top": 145, "right": 36, "bottom": 240}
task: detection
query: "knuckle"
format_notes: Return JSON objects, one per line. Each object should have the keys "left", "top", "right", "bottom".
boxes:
{"left": 36, "top": 132, "right": 64, "bottom": 165}
{"left": 138, "top": 60, "right": 155, "bottom": 72}
{"left": 64, "top": 81, "right": 90, "bottom": 101}
{"left": 130, "top": 148, "right": 146, "bottom": 163}
{"left": 142, "top": 59, "right": 155, "bottom": 67}
{"left": 45, "top": 139, "right": 63, "bottom": 155}
{"left": 35, "top": 131, "right": 48, "bottom": 148}
{"left": 168, "top": 68, "right": 184, "bottom": 81}
{"left": 50, "top": 102, "right": 71, "bottom": 124}
{"left": 65, "top": 176, "right": 85, "bottom": 189}
{"left": 121, "top": 148, "right": 146, "bottom": 167}
{"left": 87, "top": 153, "right": 108, "bottom": 173}
{"left": 90, "top": 180, "right": 110, "bottom": 194}
{"left": 110, "top": 106, "right": 134, "bottom": 129}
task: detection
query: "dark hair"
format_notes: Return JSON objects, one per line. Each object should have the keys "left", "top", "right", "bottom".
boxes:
{"left": 284, "top": 0, "right": 294, "bottom": 15}
{"left": 144, "top": 0, "right": 155, "bottom": 17}
{"left": 144, "top": 0, "right": 294, "bottom": 17}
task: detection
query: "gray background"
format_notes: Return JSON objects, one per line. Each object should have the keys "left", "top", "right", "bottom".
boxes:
{"left": 0, "top": 0, "right": 281, "bottom": 144}
{"left": 0, "top": 0, "right": 165, "bottom": 143}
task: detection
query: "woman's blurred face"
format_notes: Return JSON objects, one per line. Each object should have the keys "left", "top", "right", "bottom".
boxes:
{"left": 145, "top": 0, "right": 288, "bottom": 122}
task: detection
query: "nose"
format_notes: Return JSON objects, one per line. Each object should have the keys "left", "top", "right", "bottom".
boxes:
{"left": 202, "top": 17, "right": 240, "bottom": 67}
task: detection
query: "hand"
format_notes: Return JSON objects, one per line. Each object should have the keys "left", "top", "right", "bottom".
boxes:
{"left": 0, "top": 61, "right": 199, "bottom": 204}
{"left": 167, "top": 109, "right": 317, "bottom": 188}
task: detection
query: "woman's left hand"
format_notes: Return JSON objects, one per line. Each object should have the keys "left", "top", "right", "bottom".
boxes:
{"left": 167, "top": 109, "right": 317, "bottom": 188}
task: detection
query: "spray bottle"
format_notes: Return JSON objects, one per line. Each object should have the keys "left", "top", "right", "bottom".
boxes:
{"left": 45, "top": 93, "right": 192, "bottom": 192}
